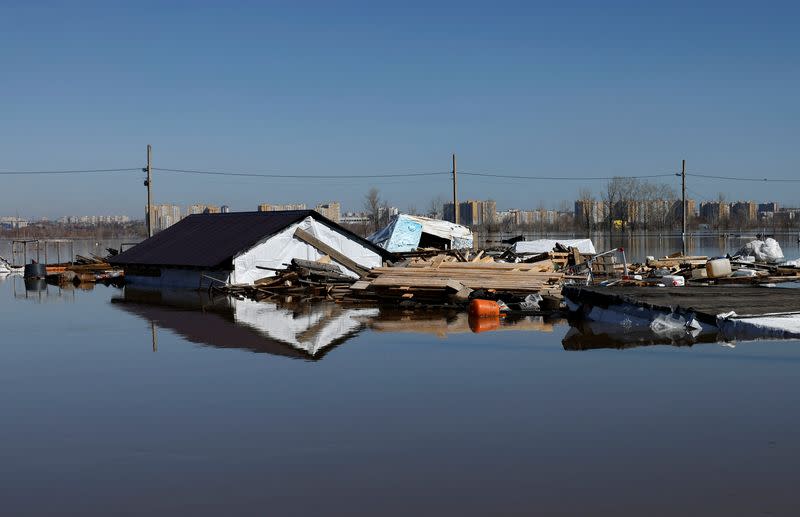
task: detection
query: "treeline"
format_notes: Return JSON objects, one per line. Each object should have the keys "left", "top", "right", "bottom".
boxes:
{"left": 0, "top": 221, "right": 146, "bottom": 240}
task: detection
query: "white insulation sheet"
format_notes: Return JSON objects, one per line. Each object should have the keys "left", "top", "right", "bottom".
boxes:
{"left": 512, "top": 239, "right": 596, "bottom": 255}
{"left": 231, "top": 216, "right": 383, "bottom": 285}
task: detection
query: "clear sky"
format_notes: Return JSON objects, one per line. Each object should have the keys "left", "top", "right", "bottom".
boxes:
{"left": 1, "top": 1, "right": 798, "bottom": 219}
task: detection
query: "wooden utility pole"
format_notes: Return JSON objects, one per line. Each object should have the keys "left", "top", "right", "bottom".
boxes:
{"left": 146, "top": 144, "right": 153, "bottom": 238}
{"left": 681, "top": 159, "right": 686, "bottom": 255}
{"left": 452, "top": 153, "right": 459, "bottom": 224}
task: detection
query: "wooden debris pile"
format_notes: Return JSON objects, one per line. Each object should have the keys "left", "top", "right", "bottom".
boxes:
{"left": 349, "top": 254, "right": 564, "bottom": 306}
{"left": 599, "top": 251, "right": 800, "bottom": 286}
{"left": 214, "top": 257, "right": 360, "bottom": 302}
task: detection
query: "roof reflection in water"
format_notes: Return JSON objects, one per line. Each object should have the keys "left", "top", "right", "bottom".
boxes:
{"left": 562, "top": 318, "right": 722, "bottom": 351}
{"left": 112, "top": 287, "right": 378, "bottom": 360}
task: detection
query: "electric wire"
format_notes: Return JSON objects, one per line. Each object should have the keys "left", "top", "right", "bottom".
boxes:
{"left": 0, "top": 168, "right": 140, "bottom": 175}
{"left": 153, "top": 167, "right": 451, "bottom": 178}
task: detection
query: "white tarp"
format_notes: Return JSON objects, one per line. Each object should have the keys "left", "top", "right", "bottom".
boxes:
{"left": 233, "top": 299, "right": 379, "bottom": 356}
{"left": 368, "top": 214, "right": 473, "bottom": 252}
{"left": 735, "top": 238, "right": 784, "bottom": 263}
{"left": 231, "top": 216, "right": 383, "bottom": 285}
{"left": 512, "top": 238, "right": 596, "bottom": 255}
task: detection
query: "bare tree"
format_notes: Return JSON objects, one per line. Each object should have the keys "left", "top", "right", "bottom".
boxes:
{"left": 364, "top": 187, "right": 383, "bottom": 232}
{"left": 428, "top": 195, "right": 445, "bottom": 219}
{"left": 576, "top": 188, "right": 595, "bottom": 234}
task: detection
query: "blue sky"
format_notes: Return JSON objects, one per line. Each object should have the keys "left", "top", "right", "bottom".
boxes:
{"left": 1, "top": 1, "right": 798, "bottom": 218}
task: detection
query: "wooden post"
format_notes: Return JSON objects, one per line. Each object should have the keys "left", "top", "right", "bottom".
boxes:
{"left": 146, "top": 144, "right": 153, "bottom": 238}
{"left": 681, "top": 159, "right": 686, "bottom": 255}
{"left": 452, "top": 153, "right": 459, "bottom": 224}
{"left": 151, "top": 321, "right": 158, "bottom": 352}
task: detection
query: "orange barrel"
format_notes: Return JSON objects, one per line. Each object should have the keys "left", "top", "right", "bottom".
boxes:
{"left": 469, "top": 315, "right": 501, "bottom": 333}
{"left": 468, "top": 299, "right": 501, "bottom": 318}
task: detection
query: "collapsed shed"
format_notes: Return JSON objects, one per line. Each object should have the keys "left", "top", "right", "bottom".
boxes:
{"left": 109, "top": 210, "right": 391, "bottom": 289}
{"left": 368, "top": 214, "right": 473, "bottom": 252}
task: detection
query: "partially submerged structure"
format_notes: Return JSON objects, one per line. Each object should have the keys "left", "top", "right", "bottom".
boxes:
{"left": 368, "top": 214, "right": 473, "bottom": 252}
{"left": 564, "top": 285, "right": 800, "bottom": 341}
{"left": 109, "top": 210, "right": 391, "bottom": 289}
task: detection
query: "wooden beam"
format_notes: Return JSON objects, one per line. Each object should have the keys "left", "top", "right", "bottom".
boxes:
{"left": 293, "top": 228, "right": 369, "bottom": 278}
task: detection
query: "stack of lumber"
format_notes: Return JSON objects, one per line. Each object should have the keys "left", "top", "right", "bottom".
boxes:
{"left": 350, "top": 255, "right": 563, "bottom": 304}
{"left": 646, "top": 253, "right": 708, "bottom": 268}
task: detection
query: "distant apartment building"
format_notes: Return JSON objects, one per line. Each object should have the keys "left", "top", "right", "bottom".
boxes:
{"left": 340, "top": 212, "right": 371, "bottom": 225}
{"left": 0, "top": 216, "right": 29, "bottom": 230}
{"left": 152, "top": 204, "right": 182, "bottom": 233}
{"left": 758, "top": 202, "right": 779, "bottom": 215}
{"left": 188, "top": 204, "right": 221, "bottom": 215}
{"left": 315, "top": 202, "right": 341, "bottom": 223}
{"left": 699, "top": 201, "right": 731, "bottom": 224}
{"left": 220, "top": 205, "right": 231, "bottom": 214}
{"left": 63, "top": 215, "right": 132, "bottom": 225}
{"left": 730, "top": 201, "right": 758, "bottom": 224}
{"left": 574, "top": 200, "right": 607, "bottom": 225}
{"left": 669, "top": 199, "right": 697, "bottom": 221}
{"left": 257, "top": 203, "right": 307, "bottom": 212}
{"left": 443, "top": 199, "right": 497, "bottom": 226}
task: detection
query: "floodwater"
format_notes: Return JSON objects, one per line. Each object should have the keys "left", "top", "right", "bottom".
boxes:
{"left": 2, "top": 273, "right": 800, "bottom": 516}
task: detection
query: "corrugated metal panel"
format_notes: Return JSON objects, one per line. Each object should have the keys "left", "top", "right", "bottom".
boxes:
{"left": 109, "top": 210, "right": 390, "bottom": 269}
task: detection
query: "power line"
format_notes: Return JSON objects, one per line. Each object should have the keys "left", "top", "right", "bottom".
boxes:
{"left": 687, "top": 172, "right": 800, "bottom": 183}
{"left": 459, "top": 171, "right": 677, "bottom": 180}
{"left": 153, "top": 167, "right": 451, "bottom": 178}
{"left": 0, "top": 168, "right": 140, "bottom": 175}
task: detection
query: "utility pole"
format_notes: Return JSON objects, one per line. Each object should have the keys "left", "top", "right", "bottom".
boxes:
{"left": 452, "top": 153, "right": 459, "bottom": 224}
{"left": 146, "top": 144, "right": 153, "bottom": 238}
{"left": 681, "top": 159, "right": 686, "bottom": 255}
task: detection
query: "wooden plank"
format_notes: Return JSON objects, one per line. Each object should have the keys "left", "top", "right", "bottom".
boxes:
{"left": 293, "top": 228, "right": 369, "bottom": 278}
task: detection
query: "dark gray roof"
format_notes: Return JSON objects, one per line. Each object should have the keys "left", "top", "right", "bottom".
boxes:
{"left": 109, "top": 210, "right": 390, "bottom": 269}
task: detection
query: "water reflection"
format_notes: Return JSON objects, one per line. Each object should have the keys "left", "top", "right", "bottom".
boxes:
{"left": 562, "top": 318, "right": 722, "bottom": 351}
{"left": 112, "top": 288, "right": 379, "bottom": 360}
{"left": 363, "top": 310, "right": 563, "bottom": 337}
{"left": 111, "top": 288, "right": 575, "bottom": 359}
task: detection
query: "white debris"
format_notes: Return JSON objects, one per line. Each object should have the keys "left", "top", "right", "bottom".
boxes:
{"left": 736, "top": 238, "right": 784, "bottom": 263}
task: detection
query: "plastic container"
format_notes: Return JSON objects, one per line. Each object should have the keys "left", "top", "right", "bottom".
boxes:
{"left": 691, "top": 268, "right": 708, "bottom": 279}
{"left": 706, "top": 258, "right": 732, "bottom": 278}
{"left": 468, "top": 299, "right": 501, "bottom": 318}
{"left": 662, "top": 275, "right": 685, "bottom": 287}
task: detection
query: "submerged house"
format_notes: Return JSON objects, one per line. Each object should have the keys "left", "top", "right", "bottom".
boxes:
{"left": 109, "top": 210, "right": 391, "bottom": 289}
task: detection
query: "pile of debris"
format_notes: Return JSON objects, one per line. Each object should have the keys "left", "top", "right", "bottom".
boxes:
{"left": 348, "top": 254, "right": 563, "bottom": 308}
{"left": 599, "top": 238, "right": 800, "bottom": 287}
{"left": 214, "top": 257, "right": 359, "bottom": 302}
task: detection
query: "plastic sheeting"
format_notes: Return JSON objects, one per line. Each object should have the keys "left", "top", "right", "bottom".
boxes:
{"left": 368, "top": 214, "right": 473, "bottom": 252}
{"left": 512, "top": 239, "right": 596, "bottom": 255}
{"left": 735, "top": 238, "right": 784, "bottom": 263}
{"left": 231, "top": 216, "right": 383, "bottom": 285}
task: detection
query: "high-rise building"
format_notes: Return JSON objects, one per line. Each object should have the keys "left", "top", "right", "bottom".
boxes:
{"left": 151, "top": 204, "right": 182, "bottom": 232}
{"left": 443, "top": 199, "right": 496, "bottom": 225}
{"left": 730, "top": 201, "right": 758, "bottom": 224}
{"left": 188, "top": 204, "right": 221, "bottom": 215}
{"left": 257, "top": 203, "right": 307, "bottom": 212}
{"left": 759, "top": 202, "right": 779, "bottom": 215}
{"left": 315, "top": 202, "right": 341, "bottom": 223}
{"left": 699, "top": 201, "right": 730, "bottom": 224}
{"left": 220, "top": 205, "right": 231, "bottom": 214}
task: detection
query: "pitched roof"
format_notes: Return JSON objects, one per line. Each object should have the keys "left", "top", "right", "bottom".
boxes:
{"left": 109, "top": 210, "right": 389, "bottom": 269}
